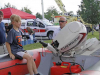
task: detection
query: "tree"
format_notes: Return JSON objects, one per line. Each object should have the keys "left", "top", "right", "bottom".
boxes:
{"left": 78, "top": 0, "right": 100, "bottom": 35}
{"left": 4, "top": 3, "right": 11, "bottom": 8}
{"left": 68, "top": 11, "right": 74, "bottom": 16}
{"left": 0, "top": 3, "right": 32, "bottom": 14}
{"left": 0, "top": 3, "right": 17, "bottom": 9}
{"left": 21, "top": 7, "right": 32, "bottom": 14}
{"left": 44, "top": 6, "right": 60, "bottom": 21}
{"left": 0, "top": 3, "right": 16, "bottom": 9}
{"left": 36, "top": 12, "right": 42, "bottom": 19}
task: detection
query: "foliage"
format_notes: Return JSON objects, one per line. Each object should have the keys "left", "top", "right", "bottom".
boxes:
{"left": 87, "top": 31, "right": 99, "bottom": 39}
{"left": 21, "top": 7, "right": 32, "bottom": 14}
{"left": 68, "top": 11, "right": 74, "bottom": 16}
{"left": 44, "top": 6, "right": 60, "bottom": 21}
{"left": 0, "top": 3, "right": 17, "bottom": 9}
{"left": 36, "top": 12, "right": 42, "bottom": 19}
{"left": 78, "top": 0, "right": 100, "bottom": 25}
{"left": 0, "top": 3, "right": 32, "bottom": 14}
{"left": 0, "top": 2, "right": 33, "bottom": 14}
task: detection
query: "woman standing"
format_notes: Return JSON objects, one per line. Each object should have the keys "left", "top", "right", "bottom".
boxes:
{"left": 26, "top": 27, "right": 37, "bottom": 43}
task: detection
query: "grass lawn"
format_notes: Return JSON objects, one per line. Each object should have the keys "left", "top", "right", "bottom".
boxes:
{"left": 23, "top": 31, "right": 99, "bottom": 50}
{"left": 23, "top": 40, "right": 52, "bottom": 50}
{"left": 87, "top": 31, "right": 99, "bottom": 39}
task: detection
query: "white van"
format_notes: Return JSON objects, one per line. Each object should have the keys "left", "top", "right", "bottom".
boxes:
{"left": 21, "top": 18, "right": 59, "bottom": 39}
{"left": 2, "top": 19, "right": 11, "bottom": 25}
{"left": 2, "top": 19, "right": 59, "bottom": 39}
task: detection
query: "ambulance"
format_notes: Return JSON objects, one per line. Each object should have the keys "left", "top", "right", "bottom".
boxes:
{"left": 20, "top": 18, "right": 59, "bottom": 40}
{"left": 2, "top": 18, "right": 59, "bottom": 39}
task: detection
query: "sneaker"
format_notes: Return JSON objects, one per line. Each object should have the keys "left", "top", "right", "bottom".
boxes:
{"left": 34, "top": 73, "right": 40, "bottom": 75}
{"left": 35, "top": 73, "right": 43, "bottom": 75}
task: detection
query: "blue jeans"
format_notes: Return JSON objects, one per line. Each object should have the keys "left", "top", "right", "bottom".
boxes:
{"left": 33, "top": 34, "right": 35, "bottom": 39}
{"left": 33, "top": 34, "right": 37, "bottom": 42}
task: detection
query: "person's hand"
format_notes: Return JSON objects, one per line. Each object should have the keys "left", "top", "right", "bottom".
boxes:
{"left": 7, "top": 29, "right": 9, "bottom": 31}
{"left": 10, "top": 53, "right": 15, "bottom": 60}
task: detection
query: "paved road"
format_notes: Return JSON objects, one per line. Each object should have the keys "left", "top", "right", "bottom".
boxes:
{"left": 0, "top": 44, "right": 8, "bottom": 55}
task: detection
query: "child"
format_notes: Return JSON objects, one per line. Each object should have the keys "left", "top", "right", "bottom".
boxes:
{"left": 0, "top": 11, "right": 6, "bottom": 45}
{"left": 6, "top": 14, "right": 40, "bottom": 75}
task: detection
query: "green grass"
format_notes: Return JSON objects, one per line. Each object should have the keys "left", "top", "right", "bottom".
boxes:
{"left": 23, "top": 40, "right": 52, "bottom": 50}
{"left": 23, "top": 31, "right": 99, "bottom": 50}
{"left": 87, "top": 31, "right": 99, "bottom": 39}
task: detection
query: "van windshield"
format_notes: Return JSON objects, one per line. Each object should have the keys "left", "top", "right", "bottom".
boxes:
{"left": 42, "top": 20, "right": 53, "bottom": 26}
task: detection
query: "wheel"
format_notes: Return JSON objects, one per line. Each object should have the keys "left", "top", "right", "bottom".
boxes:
{"left": 48, "top": 32, "right": 53, "bottom": 40}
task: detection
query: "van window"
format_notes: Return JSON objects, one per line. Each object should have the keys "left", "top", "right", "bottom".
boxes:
{"left": 27, "top": 21, "right": 33, "bottom": 26}
{"left": 27, "top": 21, "right": 38, "bottom": 27}
{"left": 38, "top": 22, "right": 45, "bottom": 28}
{"left": 33, "top": 21, "right": 38, "bottom": 26}
{"left": 42, "top": 20, "right": 53, "bottom": 26}
{"left": 21, "top": 22, "right": 25, "bottom": 26}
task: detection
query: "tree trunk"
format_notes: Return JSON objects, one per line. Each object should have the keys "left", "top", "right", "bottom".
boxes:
{"left": 92, "top": 24, "right": 94, "bottom": 35}
{"left": 99, "top": 29, "right": 100, "bottom": 40}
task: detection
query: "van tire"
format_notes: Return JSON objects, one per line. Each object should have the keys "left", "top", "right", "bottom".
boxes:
{"left": 48, "top": 32, "right": 53, "bottom": 40}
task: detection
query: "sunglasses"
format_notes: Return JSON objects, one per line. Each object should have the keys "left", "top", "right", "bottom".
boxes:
{"left": 59, "top": 20, "right": 66, "bottom": 23}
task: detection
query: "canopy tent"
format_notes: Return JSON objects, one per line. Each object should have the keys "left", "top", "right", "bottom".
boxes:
{"left": 0, "top": 8, "right": 36, "bottom": 19}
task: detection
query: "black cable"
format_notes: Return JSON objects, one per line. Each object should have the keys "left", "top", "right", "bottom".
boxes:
{"left": 69, "top": 62, "right": 84, "bottom": 71}
{"left": 60, "top": 53, "right": 84, "bottom": 75}
{"left": 63, "top": 64, "right": 81, "bottom": 75}
{"left": 60, "top": 54, "right": 84, "bottom": 70}
{"left": 69, "top": 64, "right": 72, "bottom": 73}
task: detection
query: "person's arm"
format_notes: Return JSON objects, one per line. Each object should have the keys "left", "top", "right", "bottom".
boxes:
{"left": 6, "top": 42, "right": 15, "bottom": 60}
{"left": 27, "top": 29, "right": 31, "bottom": 35}
{"left": 6, "top": 30, "right": 15, "bottom": 60}
{"left": 31, "top": 29, "right": 35, "bottom": 35}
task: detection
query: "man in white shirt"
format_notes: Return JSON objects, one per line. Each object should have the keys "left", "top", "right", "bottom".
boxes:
{"left": 52, "top": 17, "right": 69, "bottom": 75}
{"left": 53, "top": 16, "right": 67, "bottom": 39}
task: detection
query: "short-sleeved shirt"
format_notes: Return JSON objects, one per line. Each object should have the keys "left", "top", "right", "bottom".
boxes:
{"left": 6, "top": 28, "right": 25, "bottom": 55}
{"left": 27, "top": 28, "right": 35, "bottom": 35}
{"left": 52, "top": 27, "right": 61, "bottom": 39}
{"left": 0, "top": 22, "right": 6, "bottom": 44}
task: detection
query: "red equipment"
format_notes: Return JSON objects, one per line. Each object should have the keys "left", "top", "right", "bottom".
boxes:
{"left": 0, "top": 50, "right": 41, "bottom": 75}
{"left": 50, "top": 62, "right": 81, "bottom": 75}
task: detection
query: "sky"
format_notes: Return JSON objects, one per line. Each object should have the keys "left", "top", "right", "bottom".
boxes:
{"left": 0, "top": 0, "right": 82, "bottom": 15}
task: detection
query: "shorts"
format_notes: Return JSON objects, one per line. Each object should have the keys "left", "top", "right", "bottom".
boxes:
{"left": 15, "top": 51, "right": 27, "bottom": 60}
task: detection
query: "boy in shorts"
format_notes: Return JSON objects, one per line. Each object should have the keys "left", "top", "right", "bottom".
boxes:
{"left": 6, "top": 14, "right": 40, "bottom": 75}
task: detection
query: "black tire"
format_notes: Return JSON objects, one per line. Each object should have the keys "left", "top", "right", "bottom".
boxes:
{"left": 48, "top": 32, "right": 53, "bottom": 40}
